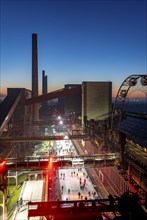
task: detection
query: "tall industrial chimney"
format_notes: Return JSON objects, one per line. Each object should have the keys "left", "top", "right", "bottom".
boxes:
{"left": 31, "top": 33, "right": 39, "bottom": 130}
{"left": 32, "top": 33, "right": 38, "bottom": 97}
{"left": 42, "top": 70, "right": 48, "bottom": 95}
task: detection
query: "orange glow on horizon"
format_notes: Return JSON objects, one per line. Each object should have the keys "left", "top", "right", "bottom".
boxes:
{"left": 1, "top": 84, "right": 146, "bottom": 100}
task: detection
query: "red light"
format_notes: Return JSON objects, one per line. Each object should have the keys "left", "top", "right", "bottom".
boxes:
{"left": 0, "top": 160, "right": 6, "bottom": 166}
{"left": 48, "top": 156, "right": 54, "bottom": 170}
{"left": 55, "top": 136, "right": 63, "bottom": 140}
{"left": 0, "top": 160, "right": 6, "bottom": 173}
{"left": 49, "top": 156, "right": 53, "bottom": 163}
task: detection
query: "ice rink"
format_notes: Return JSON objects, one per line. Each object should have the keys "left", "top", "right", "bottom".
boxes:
{"left": 13, "top": 180, "right": 43, "bottom": 220}
{"left": 13, "top": 139, "right": 101, "bottom": 219}
{"left": 58, "top": 168, "right": 99, "bottom": 201}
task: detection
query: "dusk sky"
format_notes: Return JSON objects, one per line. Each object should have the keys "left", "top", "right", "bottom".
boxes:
{"left": 1, "top": 0, "right": 147, "bottom": 97}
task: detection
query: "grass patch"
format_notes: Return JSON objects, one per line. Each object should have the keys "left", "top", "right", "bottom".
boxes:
{"left": 0, "top": 191, "right": 3, "bottom": 203}
{"left": 7, "top": 185, "right": 22, "bottom": 213}
{"left": 7, "top": 173, "right": 28, "bottom": 214}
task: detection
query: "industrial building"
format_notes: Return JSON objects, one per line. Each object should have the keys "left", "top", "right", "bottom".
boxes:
{"left": 0, "top": 33, "right": 146, "bottom": 220}
{"left": 82, "top": 81, "right": 112, "bottom": 124}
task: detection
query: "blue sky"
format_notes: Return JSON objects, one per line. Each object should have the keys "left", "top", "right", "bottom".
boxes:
{"left": 1, "top": 0, "right": 146, "bottom": 96}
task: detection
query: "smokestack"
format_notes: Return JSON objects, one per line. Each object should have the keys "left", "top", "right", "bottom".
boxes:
{"left": 32, "top": 33, "right": 38, "bottom": 97}
{"left": 42, "top": 70, "right": 48, "bottom": 95}
{"left": 31, "top": 33, "right": 39, "bottom": 131}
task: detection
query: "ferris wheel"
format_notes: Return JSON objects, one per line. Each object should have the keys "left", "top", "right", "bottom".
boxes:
{"left": 111, "top": 74, "right": 147, "bottom": 131}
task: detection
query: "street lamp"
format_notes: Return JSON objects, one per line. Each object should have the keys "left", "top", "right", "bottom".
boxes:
{"left": 59, "top": 120, "right": 63, "bottom": 125}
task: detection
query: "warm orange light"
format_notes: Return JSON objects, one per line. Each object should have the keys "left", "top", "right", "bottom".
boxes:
{"left": 49, "top": 156, "right": 53, "bottom": 163}
{"left": 48, "top": 156, "right": 53, "bottom": 170}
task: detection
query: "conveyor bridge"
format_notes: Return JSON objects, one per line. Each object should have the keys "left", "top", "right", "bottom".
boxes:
{"left": 5, "top": 153, "right": 119, "bottom": 171}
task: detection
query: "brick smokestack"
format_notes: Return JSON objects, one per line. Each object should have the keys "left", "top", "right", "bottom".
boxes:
{"left": 32, "top": 33, "right": 38, "bottom": 97}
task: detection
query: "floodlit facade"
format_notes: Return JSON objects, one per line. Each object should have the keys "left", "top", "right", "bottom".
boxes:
{"left": 82, "top": 81, "right": 112, "bottom": 125}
